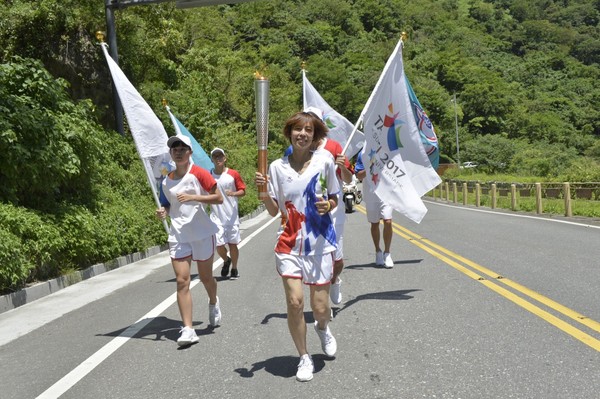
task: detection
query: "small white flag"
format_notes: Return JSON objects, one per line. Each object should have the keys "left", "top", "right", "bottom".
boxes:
{"left": 303, "top": 70, "right": 364, "bottom": 159}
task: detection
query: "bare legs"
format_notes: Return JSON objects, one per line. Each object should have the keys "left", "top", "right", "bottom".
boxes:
{"left": 172, "top": 255, "right": 217, "bottom": 327}
{"left": 217, "top": 243, "right": 239, "bottom": 269}
{"left": 172, "top": 258, "right": 193, "bottom": 327}
{"left": 282, "top": 277, "right": 331, "bottom": 356}
{"left": 382, "top": 219, "right": 392, "bottom": 253}
{"left": 331, "top": 259, "right": 344, "bottom": 283}
{"left": 370, "top": 219, "right": 393, "bottom": 253}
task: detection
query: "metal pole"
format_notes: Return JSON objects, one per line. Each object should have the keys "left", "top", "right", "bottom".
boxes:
{"left": 453, "top": 92, "right": 460, "bottom": 166}
{"left": 104, "top": 0, "right": 125, "bottom": 135}
{"left": 103, "top": 0, "right": 253, "bottom": 136}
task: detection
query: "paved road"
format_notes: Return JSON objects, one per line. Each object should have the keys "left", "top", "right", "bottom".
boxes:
{"left": 1, "top": 201, "right": 599, "bottom": 398}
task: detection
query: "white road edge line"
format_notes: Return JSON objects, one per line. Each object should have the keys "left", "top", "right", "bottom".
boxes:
{"left": 425, "top": 199, "right": 600, "bottom": 229}
{"left": 36, "top": 212, "right": 280, "bottom": 399}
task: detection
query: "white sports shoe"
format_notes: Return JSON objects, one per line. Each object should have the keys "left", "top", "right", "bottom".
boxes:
{"left": 296, "top": 354, "right": 314, "bottom": 382}
{"left": 384, "top": 252, "right": 394, "bottom": 268}
{"left": 330, "top": 278, "right": 342, "bottom": 305}
{"left": 314, "top": 321, "right": 337, "bottom": 357}
{"left": 209, "top": 296, "right": 222, "bottom": 327}
{"left": 375, "top": 251, "right": 384, "bottom": 266}
{"left": 177, "top": 326, "right": 199, "bottom": 347}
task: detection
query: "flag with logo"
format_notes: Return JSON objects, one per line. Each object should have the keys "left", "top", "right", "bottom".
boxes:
{"left": 303, "top": 70, "right": 364, "bottom": 158}
{"left": 100, "top": 43, "right": 170, "bottom": 231}
{"left": 362, "top": 40, "right": 442, "bottom": 223}
{"left": 165, "top": 106, "right": 214, "bottom": 171}
{"left": 405, "top": 77, "right": 440, "bottom": 169}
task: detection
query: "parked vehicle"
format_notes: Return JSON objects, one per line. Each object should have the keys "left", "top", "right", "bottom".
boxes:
{"left": 460, "top": 161, "right": 478, "bottom": 169}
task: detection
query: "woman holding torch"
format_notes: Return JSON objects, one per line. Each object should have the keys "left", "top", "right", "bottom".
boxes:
{"left": 254, "top": 111, "right": 340, "bottom": 382}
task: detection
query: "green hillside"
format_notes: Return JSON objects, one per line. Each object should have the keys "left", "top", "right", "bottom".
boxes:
{"left": 1, "top": 0, "right": 599, "bottom": 292}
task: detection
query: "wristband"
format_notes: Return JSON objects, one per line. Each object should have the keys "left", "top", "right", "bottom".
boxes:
{"left": 325, "top": 199, "right": 331, "bottom": 213}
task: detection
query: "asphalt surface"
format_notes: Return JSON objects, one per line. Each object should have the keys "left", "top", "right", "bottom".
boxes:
{"left": 1, "top": 199, "right": 599, "bottom": 399}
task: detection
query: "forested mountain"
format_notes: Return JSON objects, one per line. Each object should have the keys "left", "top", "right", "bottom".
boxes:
{"left": 1, "top": 0, "right": 600, "bottom": 292}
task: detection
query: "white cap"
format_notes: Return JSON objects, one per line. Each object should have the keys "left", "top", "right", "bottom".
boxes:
{"left": 167, "top": 134, "right": 192, "bottom": 148}
{"left": 211, "top": 147, "right": 226, "bottom": 157}
{"left": 304, "top": 106, "right": 324, "bottom": 120}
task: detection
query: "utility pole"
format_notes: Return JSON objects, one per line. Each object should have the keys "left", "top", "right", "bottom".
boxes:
{"left": 102, "top": 0, "right": 255, "bottom": 135}
{"left": 452, "top": 92, "right": 460, "bottom": 167}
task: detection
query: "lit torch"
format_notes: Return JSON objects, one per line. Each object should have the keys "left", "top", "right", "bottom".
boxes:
{"left": 254, "top": 71, "right": 270, "bottom": 199}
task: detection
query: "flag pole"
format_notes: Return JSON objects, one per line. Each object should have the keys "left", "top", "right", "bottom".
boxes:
{"left": 341, "top": 34, "right": 406, "bottom": 155}
{"left": 163, "top": 100, "right": 181, "bottom": 136}
{"left": 301, "top": 63, "right": 307, "bottom": 110}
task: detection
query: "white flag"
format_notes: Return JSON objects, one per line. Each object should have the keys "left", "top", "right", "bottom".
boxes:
{"left": 101, "top": 43, "right": 170, "bottom": 233}
{"left": 303, "top": 70, "right": 364, "bottom": 159}
{"left": 101, "top": 44, "right": 168, "bottom": 160}
{"left": 362, "top": 40, "right": 442, "bottom": 223}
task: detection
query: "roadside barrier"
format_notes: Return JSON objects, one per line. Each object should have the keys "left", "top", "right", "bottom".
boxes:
{"left": 428, "top": 181, "right": 600, "bottom": 217}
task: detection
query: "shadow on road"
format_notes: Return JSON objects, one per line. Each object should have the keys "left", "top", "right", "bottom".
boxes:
{"left": 344, "top": 259, "right": 423, "bottom": 270}
{"left": 260, "top": 311, "right": 316, "bottom": 325}
{"left": 336, "top": 289, "right": 421, "bottom": 316}
{"left": 234, "top": 354, "right": 333, "bottom": 379}
{"left": 96, "top": 316, "right": 217, "bottom": 347}
{"left": 260, "top": 289, "right": 420, "bottom": 324}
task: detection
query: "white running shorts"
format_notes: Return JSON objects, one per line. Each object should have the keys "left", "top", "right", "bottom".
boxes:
{"left": 275, "top": 252, "right": 334, "bottom": 285}
{"left": 215, "top": 223, "right": 241, "bottom": 246}
{"left": 366, "top": 198, "right": 393, "bottom": 224}
{"left": 169, "top": 235, "right": 215, "bottom": 261}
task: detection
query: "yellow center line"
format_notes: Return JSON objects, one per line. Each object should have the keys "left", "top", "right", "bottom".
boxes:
{"left": 354, "top": 205, "right": 600, "bottom": 352}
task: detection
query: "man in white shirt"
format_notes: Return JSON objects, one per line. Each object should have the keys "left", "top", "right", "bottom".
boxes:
{"left": 209, "top": 148, "right": 246, "bottom": 280}
{"left": 354, "top": 149, "right": 395, "bottom": 268}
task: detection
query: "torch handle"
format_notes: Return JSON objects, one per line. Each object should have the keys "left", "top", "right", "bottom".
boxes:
{"left": 258, "top": 149, "right": 268, "bottom": 199}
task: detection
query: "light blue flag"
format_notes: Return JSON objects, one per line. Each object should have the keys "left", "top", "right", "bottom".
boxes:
{"left": 405, "top": 77, "right": 440, "bottom": 169}
{"left": 165, "top": 106, "right": 214, "bottom": 171}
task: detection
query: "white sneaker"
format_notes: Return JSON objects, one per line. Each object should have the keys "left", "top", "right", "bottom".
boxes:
{"left": 314, "top": 321, "right": 337, "bottom": 357}
{"left": 330, "top": 278, "right": 342, "bottom": 305}
{"left": 296, "top": 354, "right": 314, "bottom": 382}
{"left": 383, "top": 252, "right": 394, "bottom": 268}
{"left": 209, "top": 296, "right": 221, "bottom": 327}
{"left": 375, "top": 251, "right": 384, "bottom": 266}
{"left": 177, "top": 326, "right": 199, "bottom": 347}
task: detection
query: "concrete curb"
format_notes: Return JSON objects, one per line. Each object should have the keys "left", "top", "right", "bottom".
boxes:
{"left": 0, "top": 244, "right": 168, "bottom": 314}
{"left": 0, "top": 204, "right": 266, "bottom": 314}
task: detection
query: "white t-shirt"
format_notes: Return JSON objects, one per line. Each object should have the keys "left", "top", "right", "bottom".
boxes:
{"left": 160, "top": 164, "right": 218, "bottom": 243}
{"left": 355, "top": 148, "right": 382, "bottom": 206}
{"left": 210, "top": 168, "right": 246, "bottom": 227}
{"left": 268, "top": 152, "right": 340, "bottom": 256}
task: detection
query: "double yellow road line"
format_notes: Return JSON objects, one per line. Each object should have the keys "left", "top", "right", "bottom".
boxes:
{"left": 355, "top": 205, "right": 600, "bottom": 352}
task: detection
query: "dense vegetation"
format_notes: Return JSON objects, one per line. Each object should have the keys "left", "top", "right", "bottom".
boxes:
{"left": 1, "top": 0, "right": 599, "bottom": 293}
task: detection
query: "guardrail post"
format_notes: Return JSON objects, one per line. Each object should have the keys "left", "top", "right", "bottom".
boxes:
{"left": 462, "top": 183, "right": 468, "bottom": 205}
{"left": 445, "top": 182, "right": 450, "bottom": 201}
{"left": 452, "top": 182, "right": 458, "bottom": 203}
{"left": 511, "top": 184, "right": 517, "bottom": 210}
{"left": 491, "top": 184, "right": 497, "bottom": 209}
{"left": 564, "top": 182, "right": 572, "bottom": 217}
{"left": 475, "top": 183, "right": 480, "bottom": 207}
{"left": 535, "top": 183, "right": 542, "bottom": 214}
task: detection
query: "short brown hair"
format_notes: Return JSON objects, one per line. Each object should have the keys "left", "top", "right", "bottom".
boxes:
{"left": 283, "top": 111, "right": 329, "bottom": 143}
